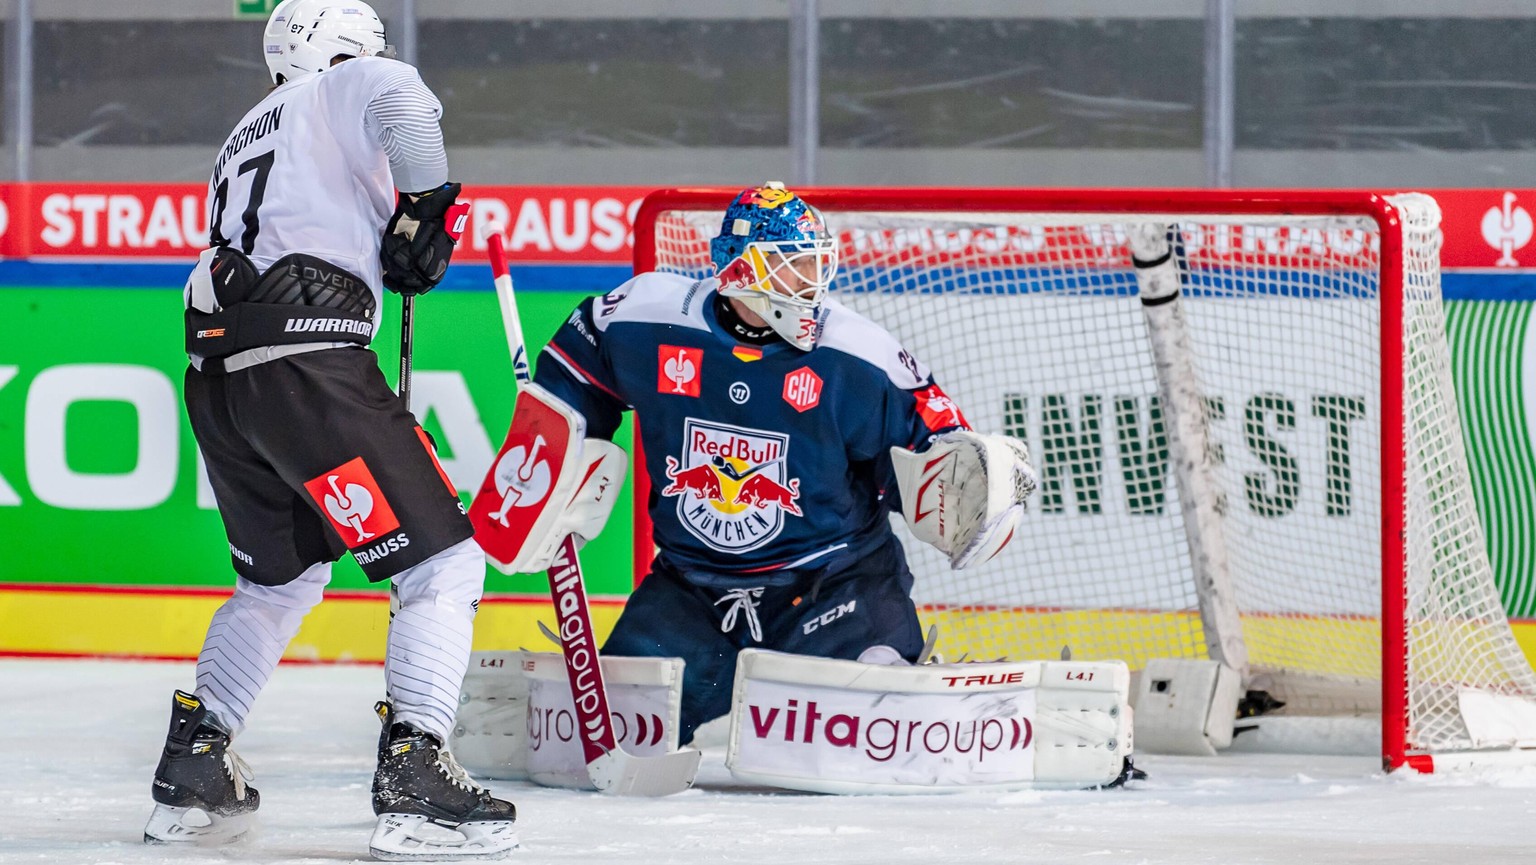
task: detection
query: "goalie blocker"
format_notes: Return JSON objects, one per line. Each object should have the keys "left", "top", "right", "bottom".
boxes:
{"left": 469, "top": 382, "right": 626, "bottom": 574}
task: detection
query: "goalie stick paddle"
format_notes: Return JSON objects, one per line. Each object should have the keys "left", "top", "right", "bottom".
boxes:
{"left": 486, "top": 233, "right": 701, "bottom": 796}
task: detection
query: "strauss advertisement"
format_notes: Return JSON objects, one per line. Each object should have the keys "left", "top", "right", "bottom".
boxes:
{"left": 1, "top": 183, "right": 652, "bottom": 261}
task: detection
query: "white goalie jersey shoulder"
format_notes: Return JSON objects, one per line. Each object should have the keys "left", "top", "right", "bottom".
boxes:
{"left": 890, "top": 430, "right": 1037, "bottom": 569}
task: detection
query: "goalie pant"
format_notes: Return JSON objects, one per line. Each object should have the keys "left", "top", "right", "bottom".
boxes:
{"left": 602, "top": 533, "right": 924, "bottom": 744}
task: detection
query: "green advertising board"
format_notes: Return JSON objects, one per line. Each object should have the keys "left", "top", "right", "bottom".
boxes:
{"left": 235, "top": 0, "right": 280, "bottom": 20}
{"left": 1446, "top": 301, "right": 1536, "bottom": 616}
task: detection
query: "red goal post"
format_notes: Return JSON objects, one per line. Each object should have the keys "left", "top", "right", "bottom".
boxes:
{"left": 630, "top": 187, "right": 1536, "bottom": 772}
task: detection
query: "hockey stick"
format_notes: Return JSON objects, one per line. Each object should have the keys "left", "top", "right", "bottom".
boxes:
{"left": 398, "top": 294, "right": 416, "bottom": 409}
{"left": 487, "top": 233, "right": 701, "bottom": 796}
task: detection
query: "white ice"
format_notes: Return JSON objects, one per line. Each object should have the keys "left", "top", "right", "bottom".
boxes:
{"left": 3, "top": 659, "right": 1535, "bottom": 864}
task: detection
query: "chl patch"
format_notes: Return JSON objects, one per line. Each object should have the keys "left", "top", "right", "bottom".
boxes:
{"left": 782, "top": 366, "right": 822, "bottom": 412}
{"left": 658, "top": 345, "right": 703, "bottom": 397}
{"left": 304, "top": 457, "right": 401, "bottom": 548}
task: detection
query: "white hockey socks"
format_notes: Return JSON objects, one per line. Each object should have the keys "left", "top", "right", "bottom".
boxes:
{"left": 195, "top": 560, "right": 332, "bottom": 735}
{"left": 386, "top": 538, "right": 485, "bottom": 742}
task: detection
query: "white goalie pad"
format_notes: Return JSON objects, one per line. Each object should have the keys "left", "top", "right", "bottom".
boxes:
{"left": 1132, "top": 658, "right": 1242, "bottom": 757}
{"left": 890, "top": 430, "right": 1038, "bottom": 569}
{"left": 523, "top": 653, "right": 686, "bottom": 790}
{"left": 450, "top": 651, "right": 535, "bottom": 781}
{"left": 451, "top": 650, "right": 687, "bottom": 789}
{"left": 726, "top": 649, "right": 1132, "bottom": 794}
{"left": 468, "top": 382, "right": 627, "bottom": 574}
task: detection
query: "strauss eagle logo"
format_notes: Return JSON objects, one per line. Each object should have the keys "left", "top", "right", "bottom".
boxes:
{"left": 488, "top": 434, "right": 553, "bottom": 526}
{"left": 1482, "top": 192, "right": 1533, "bottom": 268}
{"left": 323, "top": 475, "right": 376, "bottom": 544}
{"left": 664, "top": 348, "right": 697, "bottom": 394}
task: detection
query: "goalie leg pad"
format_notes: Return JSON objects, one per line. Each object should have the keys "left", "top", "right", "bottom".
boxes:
{"left": 1130, "top": 658, "right": 1240, "bottom": 756}
{"left": 520, "top": 653, "right": 686, "bottom": 790}
{"left": 726, "top": 650, "right": 1132, "bottom": 793}
{"left": 449, "top": 651, "right": 535, "bottom": 781}
{"left": 450, "top": 652, "right": 689, "bottom": 790}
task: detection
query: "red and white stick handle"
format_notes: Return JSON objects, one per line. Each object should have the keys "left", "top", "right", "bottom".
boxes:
{"left": 487, "top": 233, "right": 531, "bottom": 386}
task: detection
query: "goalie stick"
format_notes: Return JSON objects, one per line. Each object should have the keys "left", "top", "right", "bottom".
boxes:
{"left": 486, "top": 233, "right": 701, "bottom": 796}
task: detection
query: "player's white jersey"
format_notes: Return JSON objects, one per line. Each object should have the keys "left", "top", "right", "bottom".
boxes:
{"left": 200, "top": 56, "right": 441, "bottom": 319}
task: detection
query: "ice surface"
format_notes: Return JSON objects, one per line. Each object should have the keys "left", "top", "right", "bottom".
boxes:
{"left": 2, "top": 659, "right": 1533, "bottom": 864}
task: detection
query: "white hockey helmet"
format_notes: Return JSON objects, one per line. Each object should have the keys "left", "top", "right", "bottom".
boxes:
{"left": 264, "top": 0, "right": 395, "bottom": 84}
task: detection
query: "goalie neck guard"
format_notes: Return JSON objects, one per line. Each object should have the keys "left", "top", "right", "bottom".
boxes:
{"left": 710, "top": 182, "right": 839, "bottom": 351}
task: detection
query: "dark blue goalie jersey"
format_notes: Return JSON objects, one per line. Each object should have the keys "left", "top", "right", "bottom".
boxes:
{"left": 533, "top": 272, "right": 969, "bottom": 582}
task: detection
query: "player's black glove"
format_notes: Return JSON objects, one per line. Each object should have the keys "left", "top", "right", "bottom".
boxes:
{"left": 381, "top": 181, "right": 469, "bottom": 295}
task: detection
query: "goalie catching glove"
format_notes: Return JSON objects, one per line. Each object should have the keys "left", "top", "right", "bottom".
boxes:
{"left": 381, "top": 181, "right": 470, "bottom": 295}
{"left": 890, "top": 431, "right": 1037, "bottom": 569}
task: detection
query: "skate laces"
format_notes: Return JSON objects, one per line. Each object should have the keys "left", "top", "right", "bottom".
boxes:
{"left": 223, "top": 748, "right": 253, "bottom": 800}
{"left": 435, "top": 748, "right": 486, "bottom": 796}
{"left": 715, "top": 587, "right": 765, "bottom": 642}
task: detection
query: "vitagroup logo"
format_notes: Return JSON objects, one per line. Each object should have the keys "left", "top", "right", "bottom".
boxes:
{"left": 742, "top": 697, "right": 1034, "bottom": 764}
{"left": 1482, "top": 192, "right": 1533, "bottom": 267}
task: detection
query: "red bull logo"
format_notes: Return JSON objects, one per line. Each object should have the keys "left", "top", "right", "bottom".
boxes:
{"left": 734, "top": 474, "right": 802, "bottom": 517}
{"left": 662, "top": 458, "right": 724, "bottom": 501}
{"left": 660, "top": 418, "right": 802, "bottom": 554}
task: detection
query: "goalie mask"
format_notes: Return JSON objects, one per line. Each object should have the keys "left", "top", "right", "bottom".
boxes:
{"left": 265, "top": 0, "right": 396, "bottom": 85}
{"left": 711, "top": 182, "right": 839, "bottom": 351}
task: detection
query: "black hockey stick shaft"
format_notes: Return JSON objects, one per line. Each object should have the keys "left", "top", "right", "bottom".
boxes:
{"left": 398, "top": 293, "right": 415, "bottom": 410}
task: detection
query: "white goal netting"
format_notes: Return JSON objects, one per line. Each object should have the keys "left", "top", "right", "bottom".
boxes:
{"left": 643, "top": 191, "right": 1536, "bottom": 761}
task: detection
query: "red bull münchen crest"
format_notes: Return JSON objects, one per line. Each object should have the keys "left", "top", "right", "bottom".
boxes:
{"left": 661, "top": 418, "right": 802, "bottom": 554}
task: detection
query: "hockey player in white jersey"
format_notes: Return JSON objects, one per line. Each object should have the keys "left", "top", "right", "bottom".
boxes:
{"left": 145, "top": 1, "right": 516, "bottom": 859}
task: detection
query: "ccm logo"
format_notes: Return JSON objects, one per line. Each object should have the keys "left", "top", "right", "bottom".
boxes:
{"left": 801, "top": 600, "right": 856, "bottom": 635}
{"left": 941, "top": 672, "right": 1026, "bottom": 688}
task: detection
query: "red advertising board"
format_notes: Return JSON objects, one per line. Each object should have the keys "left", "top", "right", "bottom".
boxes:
{"left": 0, "top": 183, "right": 653, "bottom": 263}
{"left": 0, "top": 183, "right": 1529, "bottom": 269}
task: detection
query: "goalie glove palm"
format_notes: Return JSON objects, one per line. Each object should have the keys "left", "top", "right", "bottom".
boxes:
{"left": 891, "top": 431, "right": 1038, "bottom": 570}
{"left": 382, "top": 181, "right": 469, "bottom": 295}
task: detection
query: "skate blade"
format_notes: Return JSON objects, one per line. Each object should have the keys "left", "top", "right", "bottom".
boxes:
{"left": 143, "top": 802, "right": 254, "bottom": 845}
{"left": 369, "top": 813, "right": 519, "bottom": 861}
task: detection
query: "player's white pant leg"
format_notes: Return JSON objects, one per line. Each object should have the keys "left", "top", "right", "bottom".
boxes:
{"left": 195, "top": 560, "right": 332, "bottom": 734}
{"left": 386, "top": 537, "right": 484, "bottom": 742}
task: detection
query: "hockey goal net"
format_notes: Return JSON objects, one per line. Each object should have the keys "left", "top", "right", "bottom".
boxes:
{"left": 632, "top": 188, "right": 1536, "bottom": 771}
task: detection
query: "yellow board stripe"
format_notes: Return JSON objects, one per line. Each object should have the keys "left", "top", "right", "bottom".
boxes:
{"left": 5, "top": 585, "right": 1536, "bottom": 674}
{"left": 0, "top": 586, "right": 622, "bottom": 662}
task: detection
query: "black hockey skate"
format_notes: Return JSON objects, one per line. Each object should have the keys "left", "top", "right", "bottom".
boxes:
{"left": 369, "top": 701, "right": 518, "bottom": 861}
{"left": 143, "top": 690, "right": 259, "bottom": 845}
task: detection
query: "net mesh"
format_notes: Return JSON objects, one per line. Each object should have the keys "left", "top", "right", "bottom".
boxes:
{"left": 645, "top": 193, "right": 1536, "bottom": 755}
